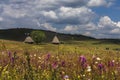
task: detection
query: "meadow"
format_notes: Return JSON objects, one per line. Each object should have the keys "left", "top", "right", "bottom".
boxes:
{"left": 0, "top": 39, "right": 120, "bottom": 80}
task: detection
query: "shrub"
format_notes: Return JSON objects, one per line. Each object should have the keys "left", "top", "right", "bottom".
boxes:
{"left": 31, "top": 31, "right": 46, "bottom": 44}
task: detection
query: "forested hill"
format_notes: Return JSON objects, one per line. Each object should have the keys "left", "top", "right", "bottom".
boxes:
{"left": 0, "top": 28, "right": 94, "bottom": 42}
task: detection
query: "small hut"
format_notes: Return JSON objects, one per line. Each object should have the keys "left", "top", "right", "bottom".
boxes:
{"left": 24, "top": 36, "right": 34, "bottom": 44}
{"left": 52, "top": 35, "right": 60, "bottom": 44}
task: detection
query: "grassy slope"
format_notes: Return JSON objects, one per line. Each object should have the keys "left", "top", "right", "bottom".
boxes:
{"left": 0, "top": 39, "right": 120, "bottom": 55}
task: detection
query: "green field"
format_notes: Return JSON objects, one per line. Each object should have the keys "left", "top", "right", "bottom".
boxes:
{"left": 0, "top": 39, "right": 120, "bottom": 80}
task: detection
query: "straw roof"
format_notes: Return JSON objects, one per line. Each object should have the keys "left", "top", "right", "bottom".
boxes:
{"left": 52, "top": 35, "right": 60, "bottom": 44}
{"left": 24, "top": 36, "right": 34, "bottom": 43}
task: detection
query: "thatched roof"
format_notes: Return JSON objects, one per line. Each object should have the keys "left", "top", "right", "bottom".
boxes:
{"left": 24, "top": 36, "right": 34, "bottom": 43}
{"left": 52, "top": 35, "right": 60, "bottom": 44}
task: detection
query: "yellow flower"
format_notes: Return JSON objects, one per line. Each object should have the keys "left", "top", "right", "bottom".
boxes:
{"left": 78, "top": 75, "right": 80, "bottom": 78}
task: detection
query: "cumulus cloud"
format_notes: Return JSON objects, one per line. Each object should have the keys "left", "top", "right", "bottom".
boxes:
{"left": 64, "top": 25, "right": 78, "bottom": 32}
{"left": 98, "top": 16, "right": 120, "bottom": 29}
{"left": 111, "top": 28, "right": 120, "bottom": 34}
{"left": 96, "top": 16, "right": 120, "bottom": 38}
{"left": 98, "top": 16, "right": 116, "bottom": 28}
{"left": 41, "top": 23, "right": 56, "bottom": 31}
{"left": 42, "top": 6, "right": 95, "bottom": 24}
{"left": 2, "top": 5, "right": 26, "bottom": 18}
{"left": 42, "top": 11, "right": 57, "bottom": 20}
{"left": 62, "top": 22, "right": 96, "bottom": 36}
{"left": 58, "top": 6, "right": 95, "bottom": 24}
{"left": 87, "top": 0, "right": 114, "bottom": 7}
{"left": 87, "top": 0, "right": 107, "bottom": 7}
{"left": 116, "top": 22, "right": 120, "bottom": 28}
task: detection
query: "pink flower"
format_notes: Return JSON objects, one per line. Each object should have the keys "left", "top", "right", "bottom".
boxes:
{"left": 52, "top": 61, "right": 58, "bottom": 69}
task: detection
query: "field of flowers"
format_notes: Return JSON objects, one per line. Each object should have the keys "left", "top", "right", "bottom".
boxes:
{"left": 0, "top": 40, "right": 120, "bottom": 80}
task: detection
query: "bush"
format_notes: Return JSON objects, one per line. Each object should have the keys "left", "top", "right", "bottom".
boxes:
{"left": 31, "top": 31, "right": 46, "bottom": 44}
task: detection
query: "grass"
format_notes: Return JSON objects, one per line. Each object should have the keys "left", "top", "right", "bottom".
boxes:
{"left": 0, "top": 39, "right": 120, "bottom": 80}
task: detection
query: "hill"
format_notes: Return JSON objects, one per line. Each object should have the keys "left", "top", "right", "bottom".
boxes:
{"left": 0, "top": 28, "right": 94, "bottom": 42}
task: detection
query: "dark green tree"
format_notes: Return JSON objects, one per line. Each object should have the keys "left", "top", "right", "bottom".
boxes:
{"left": 30, "top": 31, "right": 46, "bottom": 44}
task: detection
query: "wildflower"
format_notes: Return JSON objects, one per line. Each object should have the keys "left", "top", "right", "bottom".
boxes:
{"left": 34, "top": 54, "right": 36, "bottom": 57}
{"left": 61, "top": 61, "right": 65, "bottom": 67}
{"left": 8, "top": 51, "right": 12, "bottom": 57}
{"left": 64, "top": 75, "right": 69, "bottom": 80}
{"left": 98, "top": 63, "right": 105, "bottom": 75}
{"left": 98, "top": 63, "right": 104, "bottom": 71}
{"left": 78, "top": 75, "right": 80, "bottom": 79}
{"left": 79, "top": 55, "right": 86, "bottom": 66}
{"left": 87, "top": 65, "right": 91, "bottom": 72}
{"left": 112, "top": 60, "right": 115, "bottom": 62}
{"left": 95, "top": 61, "right": 98, "bottom": 64}
{"left": 82, "top": 74, "right": 85, "bottom": 77}
{"left": 52, "top": 61, "right": 58, "bottom": 69}
{"left": 108, "top": 60, "right": 114, "bottom": 67}
{"left": 96, "top": 57, "right": 101, "bottom": 61}
{"left": 11, "top": 57, "right": 15, "bottom": 65}
{"left": 38, "top": 56, "right": 41, "bottom": 59}
{"left": 46, "top": 53, "right": 50, "bottom": 61}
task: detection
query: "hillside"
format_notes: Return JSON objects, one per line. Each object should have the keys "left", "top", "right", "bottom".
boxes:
{"left": 0, "top": 28, "right": 94, "bottom": 42}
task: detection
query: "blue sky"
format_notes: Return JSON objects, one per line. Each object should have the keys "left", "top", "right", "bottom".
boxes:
{"left": 0, "top": 0, "right": 120, "bottom": 38}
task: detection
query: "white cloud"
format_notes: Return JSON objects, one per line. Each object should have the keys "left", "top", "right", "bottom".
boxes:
{"left": 111, "top": 28, "right": 120, "bottom": 34}
{"left": 83, "top": 32, "right": 91, "bottom": 36}
{"left": 116, "top": 22, "right": 120, "bottom": 28}
{"left": 59, "top": 6, "right": 94, "bottom": 24}
{"left": 85, "top": 22, "right": 96, "bottom": 30}
{"left": 41, "top": 23, "right": 56, "bottom": 31}
{"left": 59, "top": 6, "right": 94, "bottom": 21}
{"left": 41, "top": 6, "right": 95, "bottom": 24}
{"left": 2, "top": 5, "right": 26, "bottom": 18}
{"left": 98, "top": 16, "right": 116, "bottom": 28}
{"left": 42, "top": 11, "right": 58, "bottom": 20}
{"left": 87, "top": 0, "right": 114, "bottom": 7}
{"left": 96, "top": 16, "right": 120, "bottom": 38}
{"left": 64, "top": 25, "right": 78, "bottom": 31}
{"left": 87, "top": 0, "right": 107, "bottom": 7}
{"left": 0, "top": 17, "right": 3, "bottom": 21}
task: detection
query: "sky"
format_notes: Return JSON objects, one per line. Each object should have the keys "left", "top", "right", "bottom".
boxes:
{"left": 0, "top": 0, "right": 120, "bottom": 39}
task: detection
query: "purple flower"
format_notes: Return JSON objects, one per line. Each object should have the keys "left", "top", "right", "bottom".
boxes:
{"left": 61, "top": 61, "right": 65, "bottom": 67}
{"left": 11, "top": 57, "right": 14, "bottom": 64}
{"left": 79, "top": 55, "right": 86, "bottom": 66}
{"left": 108, "top": 61, "right": 114, "bottom": 67}
{"left": 98, "top": 63, "right": 104, "bottom": 70}
{"left": 8, "top": 51, "right": 12, "bottom": 57}
{"left": 52, "top": 61, "right": 58, "bottom": 69}
{"left": 46, "top": 53, "right": 51, "bottom": 61}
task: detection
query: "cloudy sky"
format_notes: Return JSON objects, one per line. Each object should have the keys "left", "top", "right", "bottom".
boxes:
{"left": 0, "top": 0, "right": 120, "bottom": 38}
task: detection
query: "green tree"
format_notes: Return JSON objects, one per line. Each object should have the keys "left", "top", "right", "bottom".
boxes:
{"left": 31, "top": 31, "right": 46, "bottom": 44}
